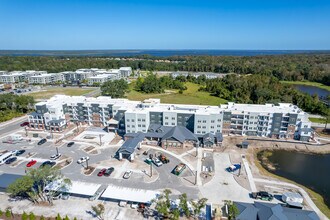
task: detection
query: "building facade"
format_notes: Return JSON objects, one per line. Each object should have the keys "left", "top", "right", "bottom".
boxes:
{"left": 28, "top": 95, "right": 312, "bottom": 141}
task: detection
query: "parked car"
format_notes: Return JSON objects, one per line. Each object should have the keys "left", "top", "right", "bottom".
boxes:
{"left": 15, "top": 150, "right": 26, "bottom": 156}
{"left": 104, "top": 167, "right": 115, "bottom": 177}
{"left": 37, "top": 138, "right": 47, "bottom": 145}
{"left": 77, "top": 156, "right": 89, "bottom": 164}
{"left": 5, "top": 157, "right": 17, "bottom": 164}
{"left": 119, "top": 201, "right": 127, "bottom": 207}
{"left": 26, "top": 160, "right": 37, "bottom": 167}
{"left": 50, "top": 153, "right": 62, "bottom": 160}
{"left": 20, "top": 122, "right": 29, "bottom": 127}
{"left": 67, "top": 142, "right": 75, "bottom": 147}
{"left": 97, "top": 168, "right": 106, "bottom": 177}
{"left": 123, "top": 170, "right": 132, "bottom": 179}
{"left": 255, "top": 191, "right": 274, "bottom": 201}
{"left": 40, "top": 161, "right": 56, "bottom": 168}
{"left": 226, "top": 164, "right": 241, "bottom": 172}
{"left": 152, "top": 158, "right": 163, "bottom": 167}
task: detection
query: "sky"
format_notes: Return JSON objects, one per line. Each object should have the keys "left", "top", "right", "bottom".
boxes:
{"left": 0, "top": 0, "right": 330, "bottom": 50}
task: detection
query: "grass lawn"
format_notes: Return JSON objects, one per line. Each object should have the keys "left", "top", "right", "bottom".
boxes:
{"left": 281, "top": 81, "right": 330, "bottom": 92}
{"left": 308, "top": 117, "right": 327, "bottom": 124}
{"left": 30, "top": 87, "right": 97, "bottom": 99}
{"left": 126, "top": 82, "right": 227, "bottom": 105}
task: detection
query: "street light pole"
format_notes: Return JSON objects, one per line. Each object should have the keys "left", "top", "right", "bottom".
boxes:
{"left": 150, "top": 163, "right": 153, "bottom": 177}
{"left": 99, "top": 134, "right": 102, "bottom": 146}
{"left": 86, "top": 159, "right": 89, "bottom": 170}
{"left": 195, "top": 170, "right": 198, "bottom": 185}
{"left": 56, "top": 147, "right": 59, "bottom": 155}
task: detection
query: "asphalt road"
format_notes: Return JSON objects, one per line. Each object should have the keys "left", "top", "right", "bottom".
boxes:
{"left": 0, "top": 116, "right": 28, "bottom": 137}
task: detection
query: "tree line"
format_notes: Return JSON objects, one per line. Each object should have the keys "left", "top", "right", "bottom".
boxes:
{"left": 0, "top": 54, "right": 329, "bottom": 85}
{"left": 0, "top": 93, "right": 35, "bottom": 122}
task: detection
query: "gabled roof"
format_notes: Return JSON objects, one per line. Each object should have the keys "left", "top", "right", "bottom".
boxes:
{"left": 117, "top": 133, "right": 145, "bottom": 155}
{"left": 235, "top": 201, "right": 320, "bottom": 220}
{"left": 161, "top": 126, "right": 198, "bottom": 143}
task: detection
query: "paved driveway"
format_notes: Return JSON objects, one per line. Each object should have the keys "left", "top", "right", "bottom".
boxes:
{"left": 199, "top": 153, "right": 253, "bottom": 204}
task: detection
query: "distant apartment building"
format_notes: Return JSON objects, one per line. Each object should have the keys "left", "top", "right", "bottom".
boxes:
{"left": 28, "top": 95, "right": 312, "bottom": 142}
{"left": 0, "top": 70, "right": 46, "bottom": 83}
{"left": 28, "top": 73, "right": 64, "bottom": 84}
{"left": 0, "top": 67, "right": 132, "bottom": 85}
{"left": 171, "top": 71, "right": 223, "bottom": 79}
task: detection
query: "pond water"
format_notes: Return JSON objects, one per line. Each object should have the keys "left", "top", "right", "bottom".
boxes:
{"left": 266, "top": 150, "right": 330, "bottom": 208}
{"left": 294, "top": 84, "right": 330, "bottom": 99}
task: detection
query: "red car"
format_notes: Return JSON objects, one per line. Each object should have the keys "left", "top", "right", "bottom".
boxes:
{"left": 97, "top": 168, "right": 106, "bottom": 177}
{"left": 20, "top": 122, "right": 29, "bottom": 127}
{"left": 26, "top": 160, "right": 37, "bottom": 167}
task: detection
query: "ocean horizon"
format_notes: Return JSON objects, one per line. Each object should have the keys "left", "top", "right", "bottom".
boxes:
{"left": 0, "top": 49, "right": 329, "bottom": 57}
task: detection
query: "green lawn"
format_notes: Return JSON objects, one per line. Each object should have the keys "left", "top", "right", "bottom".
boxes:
{"left": 308, "top": 117, "right": 327, "bottom": 124}
{"left": 281, "top": 81, "right": 330, "bottom": 92}
{"left": 126, "top": 82, "right": 227, "bottom": 105}
{"left": 30, "top": 87, "right": 97, "bottom": 99}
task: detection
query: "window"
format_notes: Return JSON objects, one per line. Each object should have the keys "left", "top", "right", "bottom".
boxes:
{"left": 127, "top": 119, "right": 130, "bottom": 122}
{"left": 165, "top": 122, "right": 168, "bottom": 125}
{"left": 198, "top": 120, "right": 201, "bottom": 123}
{"left": 211, "top": 126, "right": 214, "bottom": 129}
{"left": 138, "top": 124, "right": 141, "bottom": 127}
{"left": 127, "top": 130, "right": 130, "bottom": 133}
{"left": 172, "top": 117, "right": 175, "bottom": 120}
{"left": 127, "top": 125, "right": 130, "bottom": 128}
{"left": 142, "top": 119, "right": 145, "bottom": 122}
{"left": 203, "top": 120, "right": 206, "bottom": 123}
{"left": 211, "top": 120, "right": 215, "bottom": 123}
{"left": 171, "top": 123, "right": 175, "bottom": 125}
{"left": 138, "top": 119, "right": 141, "bottom": 122}
{"left": 131, "top": 119, "right": 135, "bottom": 122}
{"left": 197, "top": 126, "right": 201, "bottom": 128}
{"left": 142, "top": 125, "right": 146, "bottom": 127}
{"left": 217, "top": 130, "right": 220, "bottom": 132}
{"left": 165, "top": 117, "right": 168, "bottom": 119}
{"left": 132, "top": 125, "right": 135, "bottom": 128}
{"left": 202, "top": 126, "right": 206, "bottom": 129}
{"left": 217, "top": 125, "right": 221, "bottom": 127}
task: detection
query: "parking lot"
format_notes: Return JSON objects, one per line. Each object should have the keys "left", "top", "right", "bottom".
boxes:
{"left": 0, "top": 128, "right": 199, "bottom": 199}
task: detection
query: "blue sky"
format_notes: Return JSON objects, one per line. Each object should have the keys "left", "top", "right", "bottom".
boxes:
{"left": 0, "top": 0, "right": 330, "bottom": 50}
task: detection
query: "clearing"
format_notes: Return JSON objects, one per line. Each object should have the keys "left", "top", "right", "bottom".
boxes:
{"left": 30, "top": 87, "right": 97, "bottom": 99}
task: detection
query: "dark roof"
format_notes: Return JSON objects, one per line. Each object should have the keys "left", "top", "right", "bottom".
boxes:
{"left": 235, "top": 201, "right": 319, "bottom": 220}
{"left": 28, "top": 112, "right": 43, "bottom": 116}
{"left": 0, "top": 173, "right": 24, "bottom": 189}
{"left": 203, "top": 133, "right": 215, "bottom": 144}
{"left": 117, "top": 133, "right": 145, "bottom": 155}
{"left": 235, "top": 202, "right": 258, "bottom": 220}
{"left": 215, "top": 132, "right": 223, "bottom": 142}
{"left": 161, "top": 126, "right": 198, "bottom": 143}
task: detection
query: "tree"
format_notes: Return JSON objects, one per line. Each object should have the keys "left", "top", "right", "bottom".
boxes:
{"left": 5, "top": 208, "right": 11, "bottom": 218}
{"left": 56, "top": 214, "right": 61, "bottom": 220}
{"left": 227, "top": 201, "right": 239, "bottom": 220}
{"left": 91, "top": 203, "right": 105, "bottom": 220}
{"left": 179, "top": 193, "right": 190, "bottom": 218}
{"left": 191, "top": 198, "right": 208, "bottom": 218}
{"left": 0, "top": 209, "right": 3, "bottom": 217}
{"left": 7, "top": 166, "right": 71, "bottom": 205}
{"left": 29, "top": 212, "right": 36, "bottom": 220}
{"left": 40, "top": 215, "right": 45, "bottom": 220}
{"left": 21, "top": 212, "right": 28, "bottom": 220}
{"left": 64, "top": 215, "right": 70, "bottom": 220}
{"left": 101, "top": 79, "right": 129, "bottom": 98}
{"left": 154, "top": 189, "right": 172, "bottom": 219}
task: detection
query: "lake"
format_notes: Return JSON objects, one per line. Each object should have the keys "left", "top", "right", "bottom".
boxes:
{"left": 294, "top": 84, "right": 330, "bottom": 99}
{"left": 266, "top": 150, "right": 330, "bottom": 208}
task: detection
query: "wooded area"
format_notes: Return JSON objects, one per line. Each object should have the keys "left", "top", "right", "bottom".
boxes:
{"left": 0, "top": 54, "right": 329, "bottom": 85}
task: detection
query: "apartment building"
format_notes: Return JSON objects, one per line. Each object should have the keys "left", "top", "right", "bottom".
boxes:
{"left": 0, "top": 71, "right": 46, "bottom": 83}
{"left": 87, "top": 74, "right": 118, "bottom": 85}
{"left": 28, "top": 95, "right": 312, "bottom": 141}
{"left": 28, "top": 73, "right": 64, "bottom": 84}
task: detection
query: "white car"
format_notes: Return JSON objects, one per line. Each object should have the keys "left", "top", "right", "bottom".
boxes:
{"left": 123, "top": 170, "right": 132, "bottom": 179}
{"left": 153, "top": 158, "right": 162, "bottom": 167}
{"left": 131, "top": 202, "right": 139, "bottom": 209}
{"left": 50, "top": 153, "right": 62, "bottom": 160}
{"left": 77, "top": 156, "right": 90, "bottom": 164}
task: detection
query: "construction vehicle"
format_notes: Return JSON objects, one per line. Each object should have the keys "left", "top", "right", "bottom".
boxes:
{"left": 158, "top": 154, "right": 170, "bottom": 164}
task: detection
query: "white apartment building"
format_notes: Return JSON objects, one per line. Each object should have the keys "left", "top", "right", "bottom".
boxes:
{"left": 0, "top": 70, "right": 46, "bottom": 83}
{"left": 29, "top": 95, "right": 313, "bottom": 141}
{"left": 28, "top": 73, "right": 64, "bottom": 84}
{"left": 87, "top": 74, "right": 118, "bottom": 85}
